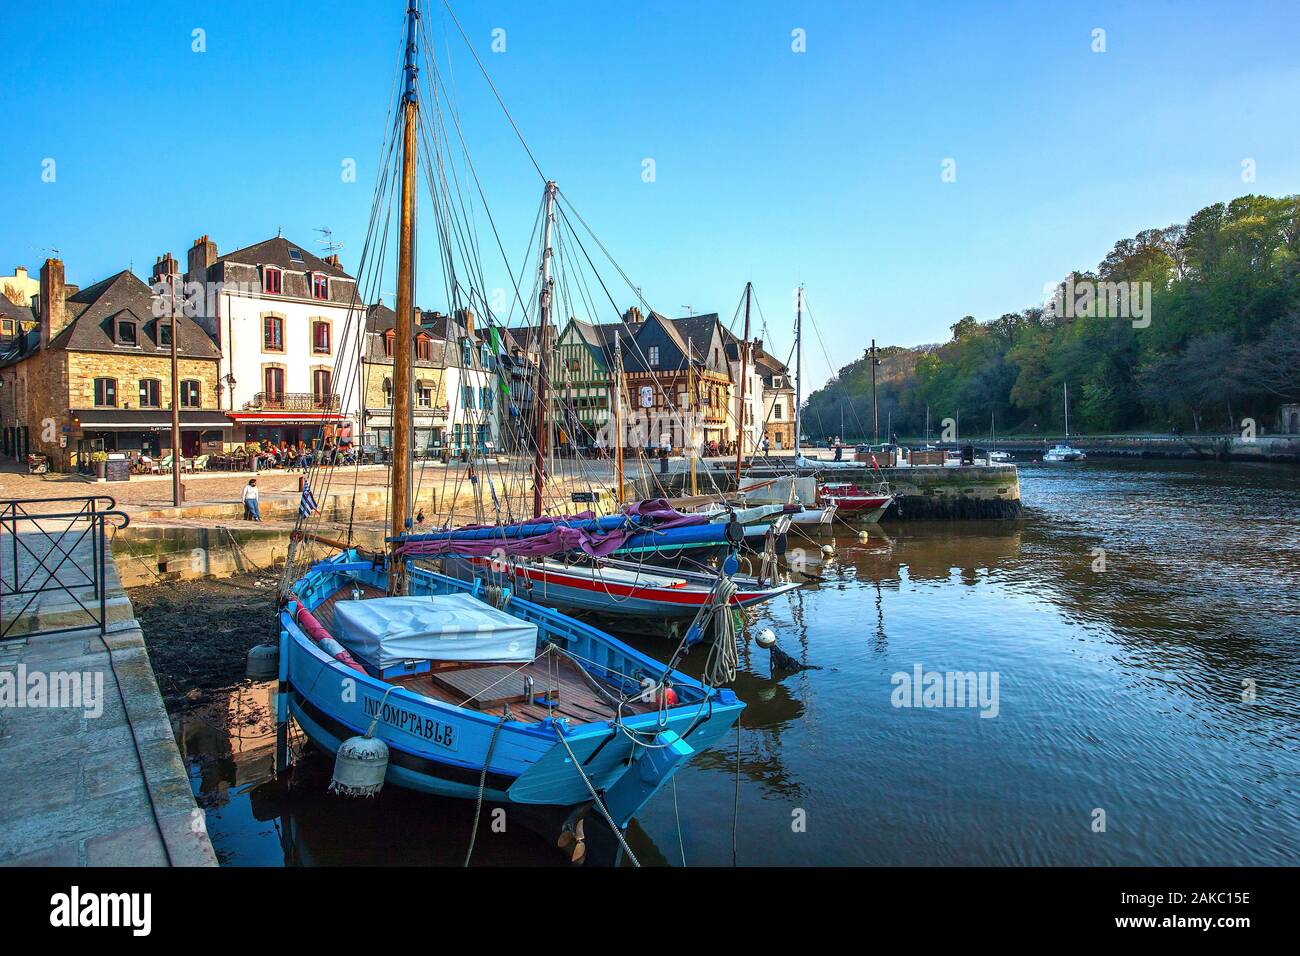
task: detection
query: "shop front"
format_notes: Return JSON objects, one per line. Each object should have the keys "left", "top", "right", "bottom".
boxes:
{"left": 227, "top": 410, "right": 355, "bottom": 452}
{"left": 69, "top": 409, "right": 233, "bottom": 469}
{"left": 364, "top": 412, "right": 445, "bottom": 459}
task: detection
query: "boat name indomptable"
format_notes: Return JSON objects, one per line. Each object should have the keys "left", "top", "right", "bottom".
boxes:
{"left": 362, "top": 695, "right": 459, "bottom": 750}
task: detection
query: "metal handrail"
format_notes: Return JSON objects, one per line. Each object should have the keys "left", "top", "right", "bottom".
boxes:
{"left": 243, "top": 391, "right": 342, "bottom": 411}
{"left": 0, "top": 494, "right": 117, "bottom": 510}
{"left": 1, "top": 496, "right": 130, "bottom": 642}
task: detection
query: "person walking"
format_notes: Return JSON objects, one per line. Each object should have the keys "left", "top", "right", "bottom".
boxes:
{"left": 242, "top": 478, "right": 262, "bottom": 521}
{"left": 834, "top": 436, "right": 844, "bottom": 462}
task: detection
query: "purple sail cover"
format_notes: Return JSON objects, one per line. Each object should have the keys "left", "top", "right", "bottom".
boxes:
{"left": 396, "top": 498, "right": 707, "bottom": 560}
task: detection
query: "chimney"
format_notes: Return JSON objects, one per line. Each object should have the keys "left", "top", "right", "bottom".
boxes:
{"left": 150, "top": 252, "right": 180, "bottom": 285}
{"left": 461, "top": 308, "right": 475, "bottom": 338}
{"left": 39, "top": 258, "right": 67, "bottom": 348}
{"left": 186, "top": 234, "right": 217, "bottom": 285}
{"left": 623, "top": 306, "right": 643, "bottom": 324}
{"left": 325, "top": 254, "right": 342, "bottom": 270}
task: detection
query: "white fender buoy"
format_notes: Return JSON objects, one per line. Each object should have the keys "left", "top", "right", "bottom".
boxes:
{"left": 329, "top": 735, "right": 389, "bottom": 797}
{"left": 245, "top": 643, "right": 279, "bottom": 680}
{"left": 821, "top": 544, "right": 836, "bottom": 558}
{"left": 756, "top": 628, "right": 777, "bottom": 649}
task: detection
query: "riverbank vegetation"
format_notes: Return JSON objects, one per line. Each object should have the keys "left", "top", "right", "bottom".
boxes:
{"left": 805, "top": 194, "right": 1300, "bottom": 439}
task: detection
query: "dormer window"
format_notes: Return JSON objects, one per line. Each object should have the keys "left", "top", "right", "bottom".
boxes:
{"left": 415, "top": 334, "right": 431, "bottom": 362}
{"left": 383, "top": 330, "right": 395, "bottom": 358}
{"left": 263, "top": 266, "right": 283, "bottom": 295}
{"left": 116, "top": 319, "right": 138, "bottom": 346}
{"left": 157, "top": 322, "right": 172, "bottom": 347}
{"left": 311, "top": 273, "right": 329, "bottom": 300}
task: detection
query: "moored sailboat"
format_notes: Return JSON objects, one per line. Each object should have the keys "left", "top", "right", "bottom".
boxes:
{"left": 1043, "top": 383, "right": 1087, "bottom": 462}
{"left": 274, "top": 0, "right": 748, "bottom": 861}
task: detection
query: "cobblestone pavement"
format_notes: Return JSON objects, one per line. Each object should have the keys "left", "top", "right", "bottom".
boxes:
{"left": 0, "top": 465, "right": 394, "bottom": 511}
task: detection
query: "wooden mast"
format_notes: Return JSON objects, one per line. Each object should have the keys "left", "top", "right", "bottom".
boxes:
{"left": 533, "top": 181, "right": 557, "bottom": 518}
{"left": 389, "top": 1, "right": 420, "bottom": 594}
{"left": 687, "top": 335, "right": 697, "bottom": 496}
{"left": 794, "top": 285, "right": 803, "bottom": 459}
{"left": 735, "top": 281, "right": 752, "bottom": 482}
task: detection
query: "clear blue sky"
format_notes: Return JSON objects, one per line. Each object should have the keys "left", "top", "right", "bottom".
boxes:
{"left": 3, "top": 0, "right": 1298, "bottom": 391}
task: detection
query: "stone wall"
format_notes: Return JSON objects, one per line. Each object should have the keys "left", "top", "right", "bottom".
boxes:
{"left": 66, "top": 352, "right": 220, "bottom": 411}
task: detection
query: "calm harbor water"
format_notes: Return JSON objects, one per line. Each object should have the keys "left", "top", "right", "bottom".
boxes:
{"left": 176, "top": 459, "right": 1300, "bottom": 866}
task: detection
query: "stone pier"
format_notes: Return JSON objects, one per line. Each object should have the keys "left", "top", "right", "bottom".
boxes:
{"left": 0, "top": 518, "right": 216, "bottom": 866}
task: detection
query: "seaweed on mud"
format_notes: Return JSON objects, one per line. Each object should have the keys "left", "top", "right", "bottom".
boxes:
{"left": 132, "top": 570, "right": 283, "bottom": 710}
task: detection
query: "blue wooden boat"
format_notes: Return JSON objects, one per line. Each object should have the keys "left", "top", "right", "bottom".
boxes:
{"left": 278, "top": 550, "right": 744, "bottom": 839}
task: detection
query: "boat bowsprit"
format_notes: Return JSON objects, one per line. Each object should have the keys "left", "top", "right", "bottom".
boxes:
{"left": 278, "top": 551, "right": 745, "bottom": 850}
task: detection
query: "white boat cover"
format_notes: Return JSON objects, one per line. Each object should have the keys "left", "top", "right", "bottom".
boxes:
{"left": 332, "top": 593, "right": 538, "bottom": 667}
{"left": 740, "top": 475, "right": 818, "bottom": 505}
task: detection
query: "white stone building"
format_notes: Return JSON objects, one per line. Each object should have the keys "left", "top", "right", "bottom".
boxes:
{"left": 183, "top": 234, "right": 364, "bottom": 449}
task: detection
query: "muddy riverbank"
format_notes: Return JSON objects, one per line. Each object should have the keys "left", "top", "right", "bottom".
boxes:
{"left": 131, "top": 570, "right": 283, "bottom": 710}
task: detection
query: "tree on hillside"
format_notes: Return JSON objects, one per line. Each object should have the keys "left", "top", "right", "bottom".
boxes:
{"left": 802, "top": 193, "right": 1300, "bottom": 437}
{"left": 1241, "top": 313, "right": 1300, "bottom": 403}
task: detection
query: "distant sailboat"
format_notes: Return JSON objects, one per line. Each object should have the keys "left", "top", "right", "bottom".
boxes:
{"left": 988, "top": 412, "right": 1012, "bottom": 462}
{"left": 1043, "top": 383, "right": 1087, "bottom": 462}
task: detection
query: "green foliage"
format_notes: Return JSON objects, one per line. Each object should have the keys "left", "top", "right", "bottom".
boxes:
{"left": 803, "top": 194, "right": 1300, "bottom": 438}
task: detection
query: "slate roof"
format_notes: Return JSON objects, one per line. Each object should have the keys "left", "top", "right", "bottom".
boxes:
{"left": 0, "top": 296, "right": 34, "bottom": 324}
{"left": 41, "top": 271, "right": 219, "bottom": 359}
{"left": 214, "top": 236, "right": 351, "bottom": 278}
{"left": 664, "top": 313, "right": 721, "bottom": 362}
{"left": 364, "top": 303, "right": 446, "bottom": 366}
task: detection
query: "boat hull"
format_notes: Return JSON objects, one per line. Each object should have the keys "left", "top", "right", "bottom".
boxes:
{"left": 281, "top": 554, "right": 745, "bottom": 827}
{"left": 447, "top": 556, "right": 798, "bottom": 619}
{"left": 823, "top": 495, "right": 893, "bottom": 523}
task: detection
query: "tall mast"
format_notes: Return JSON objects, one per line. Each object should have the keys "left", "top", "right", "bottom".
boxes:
{"left": 389, "top": 0, "right": 420, "bottom": 593}
{"left": 869, "top": 337, "right": 879, "bottom": 442}
{"left": 687, "top": 335, "right": 697, "bottom": 495}
{"left": 1063, "top": 382, "right": 1070, "bottom": 441}
{"left": 533, "top": 181, "right": 557, "bottom": 518}
{"left": 613, "top": 332, "right": 624, "bottom": 505}
{"left": 794, "top": 285, "right": 803, "bottom": 459}
{"left": 736, "top": 282, "right": 752, "bottom": 482}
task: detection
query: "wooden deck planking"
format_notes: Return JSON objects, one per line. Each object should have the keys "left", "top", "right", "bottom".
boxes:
{"left": 400, "top": 658, "right": 652, "bottom": 723}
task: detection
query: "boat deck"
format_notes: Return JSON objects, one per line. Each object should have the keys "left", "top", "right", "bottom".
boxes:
{"left": 312, "top": 583, "right": 655, "bottom": 724}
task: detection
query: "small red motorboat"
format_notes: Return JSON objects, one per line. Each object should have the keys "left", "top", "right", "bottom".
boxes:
{"left": 818, "top": 482, "right": 894, "bottom": 523}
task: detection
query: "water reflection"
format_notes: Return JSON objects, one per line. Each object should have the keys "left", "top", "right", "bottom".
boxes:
{"left": 177, "top": 461, "right": 1300, "bottom": 866}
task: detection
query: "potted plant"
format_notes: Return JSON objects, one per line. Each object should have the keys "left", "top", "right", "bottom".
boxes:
{"left": 90, "top": 450, "right": 109, "bottom": 481}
